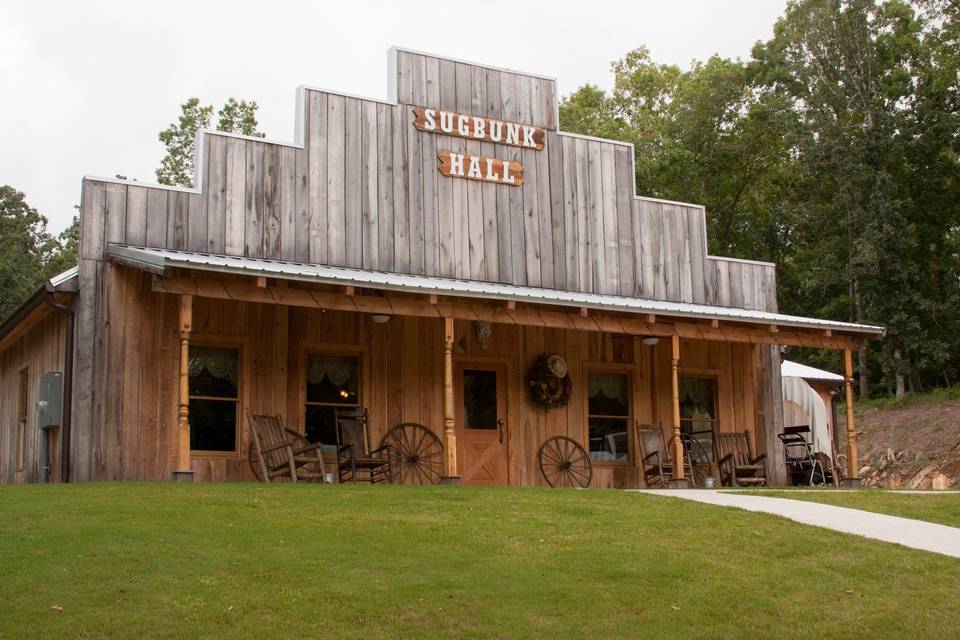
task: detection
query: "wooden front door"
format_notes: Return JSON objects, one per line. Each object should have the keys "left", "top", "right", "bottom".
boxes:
{"left": 455, "top": 362, "right": 508, "bottom": 485}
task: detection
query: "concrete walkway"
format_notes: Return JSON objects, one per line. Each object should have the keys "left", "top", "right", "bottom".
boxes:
{"left": 636, "top": 489, "right": 960, "bottom": 559}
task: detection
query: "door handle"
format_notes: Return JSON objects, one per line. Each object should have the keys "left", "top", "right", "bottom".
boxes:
{"left": 497, "top": 419, "right": 505, "bottom": 444}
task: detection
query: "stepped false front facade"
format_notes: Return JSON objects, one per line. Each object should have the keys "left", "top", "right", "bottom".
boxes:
{"left": 0, "top": 48, "right": 883, "bottom": 487}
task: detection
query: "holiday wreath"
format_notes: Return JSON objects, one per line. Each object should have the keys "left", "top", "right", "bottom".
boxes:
{"left": 527, "top": 353, "right": 572, "bottom": 411}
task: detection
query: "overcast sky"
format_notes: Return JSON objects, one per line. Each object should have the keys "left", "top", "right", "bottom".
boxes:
{"left": 1, "top": 0, "right": 787, "bottom": 233}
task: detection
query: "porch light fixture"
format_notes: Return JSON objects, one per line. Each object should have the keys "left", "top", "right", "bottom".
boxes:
{"left": 370, "top": 314, "right": 391, "bottom": 324}
{"left": 641, "top": 336, "right": 660, "bottom": 346}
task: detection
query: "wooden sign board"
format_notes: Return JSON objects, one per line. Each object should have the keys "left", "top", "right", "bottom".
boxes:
{"left": 438, "top": 151, "right": 524, "bottom": 186}
{"left": 414, "top": 107, "right": 545, "bottom": 150}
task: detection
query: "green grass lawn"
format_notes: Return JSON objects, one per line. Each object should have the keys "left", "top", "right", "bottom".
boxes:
{"left": 2, "top": 485, "right": 959, "bottom": 639}
{"left": 747, "top": 489, "right": 960, "bottom": 528}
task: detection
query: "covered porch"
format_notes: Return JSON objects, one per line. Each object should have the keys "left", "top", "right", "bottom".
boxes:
{"left": 104, "top": 244, "right": 882, "bottom": 487}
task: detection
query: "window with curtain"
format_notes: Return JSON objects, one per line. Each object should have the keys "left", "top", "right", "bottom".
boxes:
{"left": 587, "top": 371, "right": 631, "bottom": 462}
{"left": 188, "top": 345, "right": 240, "bottom": 452}
{"left": 304, "top": 354, "right": 360, "bottom": 450}
{"left": 680, "top": 376, "right": 717, "bottom": 462}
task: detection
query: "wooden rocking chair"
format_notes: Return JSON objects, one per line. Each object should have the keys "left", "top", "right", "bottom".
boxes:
{"left": 636, "top": 424, "right": 671, "bottom": 487}
{"left": 635, "top": 424, "right": 696, "bottom": 487}
{"left": 335, "top": 409, "right": 392, "bottom": 484}
{"left": 716, "top": 431, "right": 767, "bottom": 487}
{"left": 246, "top": 412, "right": 327, "bottom": 483}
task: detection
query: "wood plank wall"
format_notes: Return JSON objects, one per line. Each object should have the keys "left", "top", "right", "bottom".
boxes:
{"left": 0, "top": 312, "right": 66, "bottom": 483}
{"left": 68, "top": 268, "right": 762, "bottom": 486}
{"left": 69, "top": 266, "right": 291, "bottom": 482}
{"left": 755, "top": 344, "right": 787, "bottom": 484}
{"left": 313, "top": 313, "right": 761, "bottom": 489}
{"left": 76, "top": 49, "right": 777, "bottom": 311}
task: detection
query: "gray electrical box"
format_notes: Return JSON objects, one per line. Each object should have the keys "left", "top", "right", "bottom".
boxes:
{"left": 37, "top": 371, "right": 62, "bottom": 428}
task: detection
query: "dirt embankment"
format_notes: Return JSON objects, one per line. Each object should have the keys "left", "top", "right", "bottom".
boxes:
{"left": 839, "top": 399, "right": 960, "bottom": 489}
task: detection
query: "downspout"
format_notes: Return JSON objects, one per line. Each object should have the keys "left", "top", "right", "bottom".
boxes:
{"left": 44, "top": 290, "right": 74, "bottom": 483}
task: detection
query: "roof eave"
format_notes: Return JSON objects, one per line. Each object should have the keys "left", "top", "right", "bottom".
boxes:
{"left": 106, "top": 244, "right": 886, "bottom": 340}
{"left": 0, "top": 288, "right": 49, "bottom": 345}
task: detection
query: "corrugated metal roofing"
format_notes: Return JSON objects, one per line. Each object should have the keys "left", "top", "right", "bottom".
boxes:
{"left": 107, "top": 244, "right": 885, "bottom": 336}
{"left": 782, "top": 360, "right": 846, "bottom": 382}
{"left": 48, "top": 265, "right": 79, "bottom": 289}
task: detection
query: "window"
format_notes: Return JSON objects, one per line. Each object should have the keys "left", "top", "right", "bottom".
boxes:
{"left": 680, "top": 376, "right": 717, "bottom": 462}
{"left": 304, "top": 354, "right": 360, "bottom": 449}
{"left": 462, "top": 369, "right": 498, "bottom": 430}
{"left": 587, "top": 371, "right": 631, "bottom": 462}
{"left": 188, "top": 346, "right": 240, "bottom": 452}
{"left": 16, "top": 368, "right": 28, "bottom": 471}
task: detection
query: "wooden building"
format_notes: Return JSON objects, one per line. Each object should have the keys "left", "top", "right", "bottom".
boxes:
{"left": 0, "top": 48, "right": 883, "bottom": 487}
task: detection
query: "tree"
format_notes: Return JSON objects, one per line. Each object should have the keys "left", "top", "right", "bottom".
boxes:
{"left": 0, "top": 186, "right": 59, "bottom": 319}
{"left": 157, "top": 97, "right": 265, "bottom": 187}
{"left": 45, "top": 213, "right": 79, "bottom": 277}
{"left": 560, "top": 48, "right": 795, "bottom": 262}
{"left": 559, "top": 0, "right": 960, "bottom": 398}
{"left": 559, "top": 84, "right": 633, "bottom": 144}
{"left": 752, "top": 0, "right": 958, "bottom": 397}
{"left": 216, "top": 97, "right": 263, "bottom": 136}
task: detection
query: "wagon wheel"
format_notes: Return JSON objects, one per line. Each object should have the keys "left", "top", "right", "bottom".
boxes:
{"left": 680, "top": 436, "right": 711, "bottom": 488}
{"left": 248, "top": 441, "right": 265, "bottom": 482}
{"left": 538, "top": 436, "right": 593, "bottom": 488}
{"left": 380, "top": 423, "right": 444, "bottom": 485}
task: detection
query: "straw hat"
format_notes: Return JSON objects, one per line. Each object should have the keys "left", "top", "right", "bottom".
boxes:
{"left": 546, "top": 354, "right": 568, "bottom": 378}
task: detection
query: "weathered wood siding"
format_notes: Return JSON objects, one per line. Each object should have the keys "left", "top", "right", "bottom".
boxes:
{"left": 756, "top": 344, "right": 787, "bottom": 484}
{"left": 68, "top": 273, "right": 762, "bottom": 487}
{"left": 68, "top": 265, "right": 290, "bottom": 482}
{"left": 0, "top": 312, "right": 66, "bottom": 484}
{"left": 77, "top": 49, "right": 777, "bottom": 310}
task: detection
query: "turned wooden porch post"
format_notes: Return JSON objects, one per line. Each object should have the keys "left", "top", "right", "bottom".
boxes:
{"left": 174, "top": 295, "right": 194, "bottom": 481}
{"left": 670, "top": 334, "right": 687, "bottom": 487}
{"left": 441, "top": 316, "right": 460, "bottom": 483}
{"left": 842, "top": 348, "right": 860, "bottom": 487}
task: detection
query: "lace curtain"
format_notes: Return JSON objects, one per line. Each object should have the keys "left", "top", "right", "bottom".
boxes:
{"left": 588, "top": 373, "right": 627, "bottom": 404}
{"left": 307, "top": 355, "right": 356, "bottom": 386}
{"left": 188, "top": 346, "right": 238, "bottom": 385}
{"left": 680, "top": 379, "right": 714, "bottom": 414}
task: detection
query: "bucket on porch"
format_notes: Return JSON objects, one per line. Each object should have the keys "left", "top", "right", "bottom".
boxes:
{"left": 702, "top": 476, "right": 715, "bottom": 489}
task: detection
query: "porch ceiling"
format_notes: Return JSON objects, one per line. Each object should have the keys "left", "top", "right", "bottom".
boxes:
{"left": 106, "top": 243, "right": 884, "bottom": 340}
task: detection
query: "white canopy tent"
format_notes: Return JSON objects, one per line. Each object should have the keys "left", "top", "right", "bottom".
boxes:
{"left": 780, "top": 359, "right": 845, "bottom": 457}
{"left": 781, "top": 375, "right": 832, "bottom": 456}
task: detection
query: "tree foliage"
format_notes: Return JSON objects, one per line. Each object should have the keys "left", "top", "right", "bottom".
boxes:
{"left": 0, "top": 187, "right": 76, "bottom": 320}
{"left": 560, "top": 0, "right": 960, "bottom": 397}
{"left": 45, "top": 214, "right": 79, "bottom": 277}
{"left": 156, "top": 97, "right": 265, "bottom": 187}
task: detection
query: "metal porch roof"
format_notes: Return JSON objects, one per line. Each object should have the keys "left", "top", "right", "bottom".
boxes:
{"left": 782, "top": 360, "right": 846, "bottom": 382}
{"left": 107, "top": 244, "right": 884, "bottom": 337}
